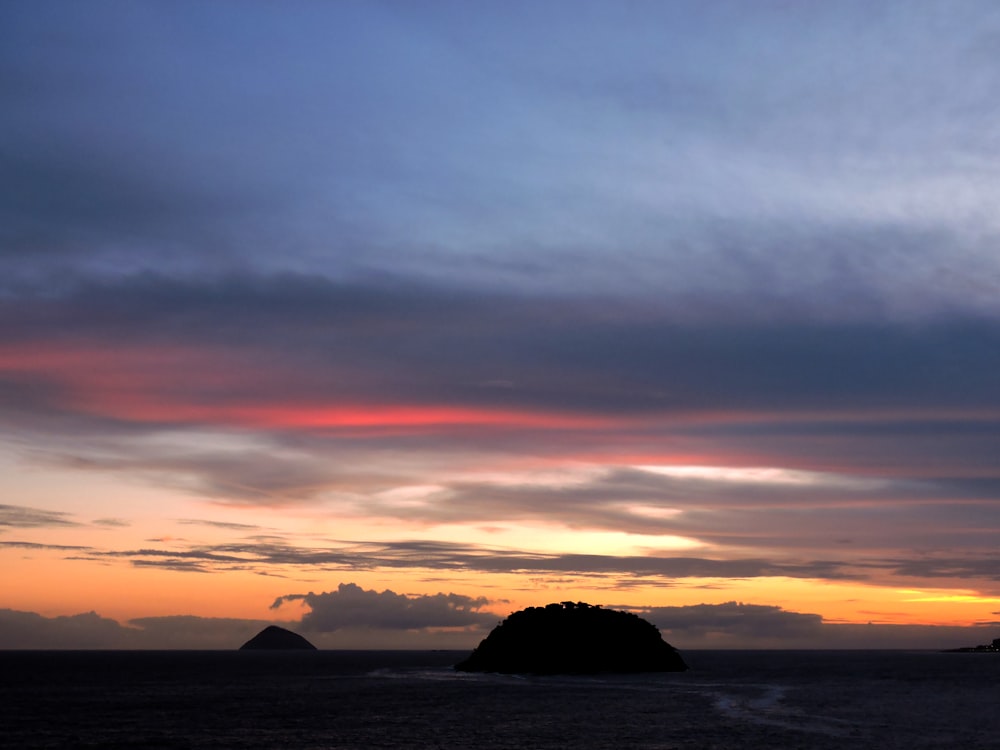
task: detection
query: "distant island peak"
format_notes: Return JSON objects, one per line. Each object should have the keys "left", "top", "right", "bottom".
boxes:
{"left": 239, "top": 625, "right": 316, "bottom": 650}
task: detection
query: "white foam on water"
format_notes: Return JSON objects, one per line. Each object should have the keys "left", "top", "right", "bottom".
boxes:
{"left": 698, "top": 681, "right": 859, "bottom": 739}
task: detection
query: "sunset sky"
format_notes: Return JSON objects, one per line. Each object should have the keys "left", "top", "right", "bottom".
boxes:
{"left": 3, "top": 1, "right": 1000, "bottom": 650}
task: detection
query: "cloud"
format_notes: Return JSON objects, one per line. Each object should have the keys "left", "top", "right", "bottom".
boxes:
{"left": 4, "top": 274, "right": 999, "bottom": 514}
{"left": 177, "top": 518, "right": 266, "bottom": 531}
{"left": 0, "top": 609, "right": 140, "bottom": 649}
{"left": 36, "top": 529, "right": 1000, "bottom": 595}
{"left": 881, "top": 556, "right": 1000, "bottom": 581}
{"left": 5, "top": 1, "right": 1000, "bottom": 311}
{"left": 0, "top": 504, "right": 80, "bottom": 529}
{"left": 0, "top": 540, "right": 91, "bottom": 551}
{"left": 0, "top": 609, "right": 273, "bottom": 649}
{"left": 3, "top": 275, "right": 999, "bottom": 442}
{"left": 642, "top": 601, "right": 823, "bottom": 642}
{"left": 130, "top": 559, "right": 212, "bottom": 574}
{"left": 5, "top": 2, "right": 1000, "bottom": 639}
{"left": 634, "top": 601, "right": 1000, "bottom": 650}
{"left": 3, "top": 596, "right": 992, "bottom": 651}
{"left": 126, "top": 615, "right": 272, "bottom": 650}
{"left": 345, "top": 466, "right": 1000, "bottom": 561}
{"left": 272, "top": 582, "right": 495, "bottom": 632}
{"left": 92, "top": 518, "right": 129, "bottom": 527}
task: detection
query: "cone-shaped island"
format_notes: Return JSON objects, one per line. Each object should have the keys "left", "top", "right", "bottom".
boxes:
{"left": 239, "top": 625, "right": 316, "bottom": 650}
{"left": 455, "top": 602, "right": 686, "bottom": 674}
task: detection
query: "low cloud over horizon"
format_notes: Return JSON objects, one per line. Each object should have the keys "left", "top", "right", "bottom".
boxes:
{"left": 1, "top": 581, "right": 996, "bottom": 652}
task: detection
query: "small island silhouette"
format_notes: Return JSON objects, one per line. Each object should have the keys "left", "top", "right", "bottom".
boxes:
{"left": 455, "top": 601, "right": 687, "bottom": 674}
{"left": 239, "top": 625, "right": 317, "bottom": 650}
{"left": 945, "top": 636, "right": 1000, "bottom": 653}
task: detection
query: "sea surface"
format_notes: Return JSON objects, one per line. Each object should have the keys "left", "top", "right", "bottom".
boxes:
{"left": 1, "top": 649, "right": 998, "bottom": 749}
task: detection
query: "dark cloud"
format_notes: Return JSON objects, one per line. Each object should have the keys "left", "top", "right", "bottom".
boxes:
{"left": 369, "top": 465, "right": 957, "bottom": 516}
{"left": 0, "top": 147, "right": 251, "bottom": 263}
{"left": 0, "top": 540, "right": 92, "bottom": 551}
{"left": 0, "top": 504, "right": 80, "bottom": 528}
{"left": 642, "top": 601, "right": 823, "bottom": 642}
{"left": 94, "top": 547, "right": 254, "bottom": 566}
{"left": 130, "top": 559, "right": 212, "bottom": 574}
{"left": 631, "top": 601, "right": 1000, "bottom": 650}
{"left": 452, "top": 552, "right": 862, "bottom": 583}
{"left": 4, "top": 1, "right": 1000, "bottom": 313}
{"left": 880, "top": 556, "right": 1000, "bottom": 581}
{"left": 49, "top": 532, "right": 1000, "bottom": 596}
{"left": 348, "top": 467, "right": 1000, "bottom": 558}
{"left": 126, "top": 615, "right": 273, "bottom": 650}
{"left": 21, "top": 437, "right": 371, "bottom": 505}
{"left": 4, "top": 273, "right": 1000, "bottom": 517}
{"left": 5, "top": 272, "right": 1000, "bottom": 411}
{"left": 272, "top": 582, "right": 494, "bottom": 632}
{"left": 1, "top": 600, "right": 993, "bottom": 651}
{"left": 64, "top": 536, "right": 855, "bottom": 584}
{"left": 0, "top": 609, "right": 139, "bottom": 649}
{"left": 0, "top": 609, "right": 270, "bottom": 649}
{"left": 0, "top": 5, "right": 321, "bottom": 288}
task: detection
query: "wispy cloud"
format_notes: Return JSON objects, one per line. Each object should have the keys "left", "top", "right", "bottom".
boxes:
{"left": 177, "top": 518, "right": 266, "bottom": 531}
{"left": 0, "top": 504, "right": 80, "bottom": 529}
{"left": 92, "top": 518, "right": 130, "bottom": 528}
{"left": 44, "top": 534, "right": 997, "bottom": 596}
{"left": 0, "top": 540, "right": 92, "bottom": 551}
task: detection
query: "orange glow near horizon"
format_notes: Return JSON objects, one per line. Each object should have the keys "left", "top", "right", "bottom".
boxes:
{"left": 6, "top": 530, "right": 998, "bottom": 631}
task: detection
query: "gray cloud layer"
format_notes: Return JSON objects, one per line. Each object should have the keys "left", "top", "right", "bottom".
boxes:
{"left": 5, "top": 274, "right": 1000, "bottom": 436}
{"left": 4, "top": 2, "right": 1000, "bottom": 310}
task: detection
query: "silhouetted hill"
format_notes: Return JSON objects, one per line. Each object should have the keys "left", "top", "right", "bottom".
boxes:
{"left": 239, "top": 625, "right": 316, "bottom": 650}
{"left": 455, "top": 602, "right": 687, "bottom": 674}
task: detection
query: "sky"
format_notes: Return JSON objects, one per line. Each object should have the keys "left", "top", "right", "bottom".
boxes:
{"left": 2, "top": 0, "right": 1000, "bottom": 650}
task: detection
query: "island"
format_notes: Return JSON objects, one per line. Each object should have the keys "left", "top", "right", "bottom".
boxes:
{"left": 239, "top": 625, "right": 317, "bottom": 650}
{"left": 945, "top": 637, "right": 1000, "bottom": 653}
{"left": 455, "top": 601, "right": 687, "bottom": 674}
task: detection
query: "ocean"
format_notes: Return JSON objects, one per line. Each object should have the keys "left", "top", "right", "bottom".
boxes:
{"left": 1, "top": 649, "right": 997, "bottom": 749}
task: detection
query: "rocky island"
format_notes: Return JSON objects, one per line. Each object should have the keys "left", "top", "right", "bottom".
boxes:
{"left": 455, "top": 601, "right": 687, "bottom": 674}
{"left": 239, "top": 625, "right": 317, "bottom": 650}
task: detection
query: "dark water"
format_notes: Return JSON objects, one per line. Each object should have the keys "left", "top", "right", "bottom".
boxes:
{"left": 2, "top": 650, "right": 998, "bottom": 749}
